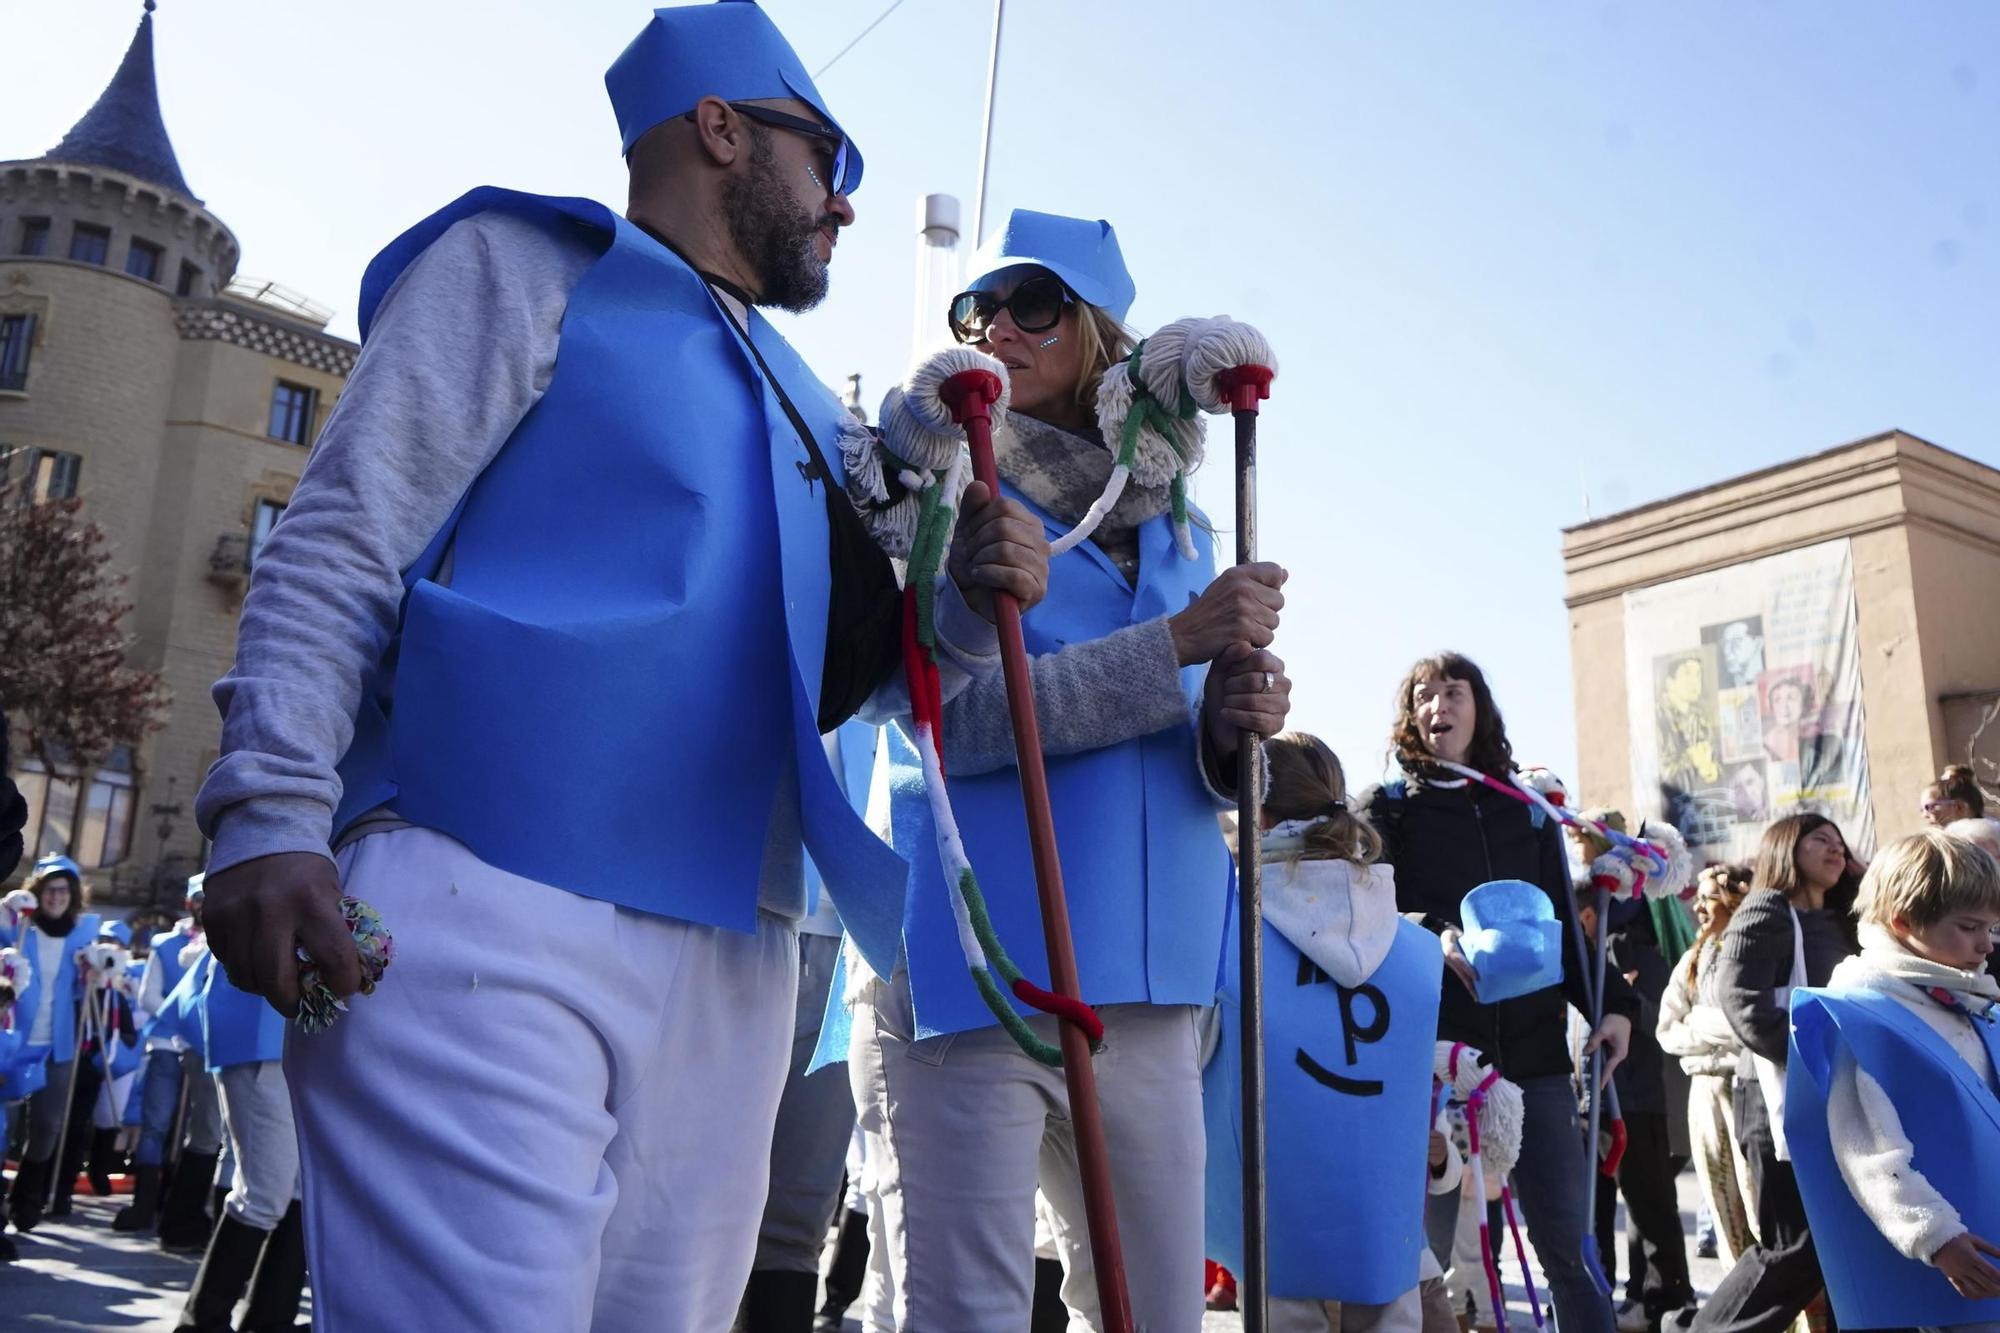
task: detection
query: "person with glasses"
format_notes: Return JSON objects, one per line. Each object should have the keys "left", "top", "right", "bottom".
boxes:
{"left": 191, "top": 4, "right": 1048, "bottom": 1328}
{"left": 841, "top": 208, "right": 1291, "bottom": 1333}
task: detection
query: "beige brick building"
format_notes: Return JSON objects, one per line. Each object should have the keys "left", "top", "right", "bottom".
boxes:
{"left": 1562, "top": 429, "right": 2000, "bottom": 861}
{"left": 1, "top": 6, "right": 353, "bottom": 902}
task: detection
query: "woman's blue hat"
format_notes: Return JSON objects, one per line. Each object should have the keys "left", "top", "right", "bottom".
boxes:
{"left": 606, "top": 0, "right": 863, "bottom": 193}
{"left": 30, "top": 854, "right": 82, "bottom": 886}
{"left": 968, "top": 209, "right": 1135, "bottom": 322}
{"left": 97, "top": 920, "right": 132, "bottom": 946}
{"left": 1458, "top": 879, "right": 1564, "bottom": 1004}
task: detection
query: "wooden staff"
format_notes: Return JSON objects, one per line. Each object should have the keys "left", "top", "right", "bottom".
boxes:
{"left": 938, "top": 367, "right": 1134, "bottom": 1333}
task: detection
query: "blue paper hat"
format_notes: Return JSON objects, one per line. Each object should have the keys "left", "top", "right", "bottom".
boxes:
{"left": 968, "top": 209, "right": 1136, "bottom": 323}
{"left": 185, "top": 872, "right": 205, "bottom": 904}
{"left": 606, "top": 0, "right": 863, "bottom": 193}
{"left": 30, "top": 854, "right": 82, "bottom": 886}
{"left": 1458, "top": 879, "right": 1564, "bottom": 1004}
{"left": 98, "top": 919, "right": 132, "bottom": 946}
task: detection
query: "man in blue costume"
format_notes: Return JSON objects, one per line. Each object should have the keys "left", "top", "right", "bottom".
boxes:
{"left": 193, "top": 3, "right": 1048, "bottom": 1327}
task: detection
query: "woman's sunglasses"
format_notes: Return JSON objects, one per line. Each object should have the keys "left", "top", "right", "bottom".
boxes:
{"left": 948, "top": 274, "right": 1074, "bottom": 344}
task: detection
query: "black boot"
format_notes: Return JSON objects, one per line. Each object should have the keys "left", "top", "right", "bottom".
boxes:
{"left": 815, "top": 1207, "right": 870, "bottom": 1331}
{"left": 0, "top": 1229, "right": 16, "bottom": 1262}
{"left": 742, "top": 1269, "right": 821, "bottom": 1333}
{"left": 50, "top": 1119, "right": 93, "bottom": 1217}
{"left": 1031, "top": 1256, "right": 1069, "bottom": 1333}
{"left": 114, "top": 1164, "right": 163, "bottom": 1232}
{"left": 88, "top": 1127, "right": 123, "bottom": 1196}
{"left": 8, "top": 1155, "right": 52, "bottom": 1234}
{"left": 177, "top": 1212, "right": 266, "bottom": 1333}
{"left": 237, "top": 1200, "right": 307, "bottom": 1333}
{"left": 159, "top": 1151, "right": 220, "bottom": 1253}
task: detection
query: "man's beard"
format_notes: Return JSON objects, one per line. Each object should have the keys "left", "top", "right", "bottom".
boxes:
{"left": 723, "top": 129, "right": 831, "bottom": 313}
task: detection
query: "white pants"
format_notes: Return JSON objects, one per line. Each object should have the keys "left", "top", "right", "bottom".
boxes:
{"left": 288, "top": 826, "right": 797, "bottom": 1332}
{"left": 218, "top": 1060, "right": 300, "bottom": 1230}
{"left": 850, "top": 974, "right": 1205, "bottom": 1333}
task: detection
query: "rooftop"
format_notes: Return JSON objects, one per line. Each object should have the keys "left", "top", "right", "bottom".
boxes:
{"left": 41, "top": 1, "right": 197, "bottom": 202}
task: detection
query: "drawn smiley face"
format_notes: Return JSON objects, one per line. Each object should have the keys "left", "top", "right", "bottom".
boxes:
{"left": 1292, "top": 953, "right": 1390, "bottom": 1098}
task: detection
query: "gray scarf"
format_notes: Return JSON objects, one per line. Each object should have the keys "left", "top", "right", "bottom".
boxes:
{"left": 997, "top": 413, "right": 1173, "bottom": 581}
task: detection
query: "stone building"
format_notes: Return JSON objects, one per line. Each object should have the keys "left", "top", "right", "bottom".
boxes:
{"left": 1563, "top": 429, "right": 2000, "bottom": 861}
{"left": 1, "top": 3, "right": 355, "bottom": 902}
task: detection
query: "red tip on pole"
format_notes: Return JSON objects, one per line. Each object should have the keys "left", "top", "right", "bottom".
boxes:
{"left": 1216, "top": 364, "right": 1275, "bottom": 414}
{"left": 939, "top": 368, "right": 1005, "bottom": 427}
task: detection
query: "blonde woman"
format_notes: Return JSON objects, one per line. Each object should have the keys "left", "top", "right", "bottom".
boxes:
{"left": 1657, "top": 863, "right": 1758, "bottom": 1264}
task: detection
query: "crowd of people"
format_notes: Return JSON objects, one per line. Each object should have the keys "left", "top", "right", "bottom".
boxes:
{"left": 4, "top": 5, "right": 2000, "bottom": 1333}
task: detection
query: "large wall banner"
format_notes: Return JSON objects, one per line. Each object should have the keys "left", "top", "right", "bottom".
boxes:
{"left": 1623, "top": 538, "right": 1875, "bottom": 862}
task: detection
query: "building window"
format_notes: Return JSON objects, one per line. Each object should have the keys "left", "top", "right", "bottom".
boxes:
{"left": 15, "top": 754, "right": 135, "bottom": 870}
{"left": 250, "top": 498, "right": 286, "bottom": 568}
{"left": 4, "top": 447, "right": 83, "bottom": 502}
{"left": 126, "top": 238, "right": 163, "bottom": 283}
{"left": 267, "top": 380, "right": 316, "bottom": 445}
{"left": 17, "top": 219, "right": 50, "bottom": 256}
{"left": 69, "top": 224, "right": 111, "bottom": 265}
{"left": 0, "top": 314, "right": 34, "bottom": 391}
{"left": 176, "top": 261, "right": 203, "bottom": 297}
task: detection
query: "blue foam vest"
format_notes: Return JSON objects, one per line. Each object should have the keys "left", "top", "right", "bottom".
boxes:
{"left": 202, "top": 957, "right": 284, "bottom": 1071}
{"left": 1205, "top": 912, "right": 1444, "bottom": 1303}
{"left": 890, "top": 491, "right": 1229, "bottom": 1036}
{"left": 0, "top": 1027, "right": 32, "bottom": 1100}
{"left": 148, "top": 928, "right": 194, "bottom": 1002}
{"left": 153, "top": 951, "right": 212, "bottom": 1060}
{"left": 330, "top": 188, "right": 906, "bottom": 968}
{"left": 1787, "top": 986, "right": 2000, "bottom": 1329}
{"left": 4, "top": 913, "right": 102, "bottom": 1064}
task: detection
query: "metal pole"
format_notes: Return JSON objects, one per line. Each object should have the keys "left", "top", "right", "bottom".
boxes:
{"left": 969, "top": 0, "right": 1006, "bottom": 250}
{"left": 44, "top": 960, "right": 98, "bottom": 1211}
{"left": 1234, "top": 403, "right": 1269, "bottom": 1333}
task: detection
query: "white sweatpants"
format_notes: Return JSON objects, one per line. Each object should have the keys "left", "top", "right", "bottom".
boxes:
{"left": 218, "top": 1060, "right": 300, "bottom": 1230}
{"left": 850, "top": 973, "right": 1206, "bottom": 1333}
{"left": 288, "top": 826, "right": 797, "bottom": 1332}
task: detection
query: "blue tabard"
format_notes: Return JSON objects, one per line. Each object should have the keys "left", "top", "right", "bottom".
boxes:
{"left": 330, "top": 188, "right": 906, "bottom": 969}
{"left": 147, "top": 928, "right": 193, "bottom": 1002}
{"left": 1205, "top": 913, "right": 1444, "bottom": 1304}
{"left": 1787, "top": 986, "right": 2000, "bottom": 1329}
{"left": 202, "top": 956, "right": 285, "bottom": 1072}
{"left": 152, "top": 951, "right": 212, "bottom": 1061}
{"left": 889, "top": 492, "right": 1230, "bottom": 1037}
{"left": 0, "top": 1025, "right": 27, "bottom": 1100}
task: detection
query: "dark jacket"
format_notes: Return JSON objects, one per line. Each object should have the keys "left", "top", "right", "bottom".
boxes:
{"left": 1368, "top": 776, "right": 1639, "bottom": 1081}
{"left": 0, "top": 711, "right": 24, "bottom": 880}
{"left": 1715, "top": 887, "right": 1853, "bottom": 1151}
{"left": 1605, "top": 910, "right": 1671, "bottom": 1115}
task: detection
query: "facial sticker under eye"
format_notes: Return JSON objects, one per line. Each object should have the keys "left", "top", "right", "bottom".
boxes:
{"left": 807, "top": 165, "right": 824, "bottom": 191}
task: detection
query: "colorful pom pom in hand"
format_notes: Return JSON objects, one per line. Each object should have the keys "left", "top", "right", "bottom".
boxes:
{"left": 295, "top": 897, "right": 394, "bottom": 1035}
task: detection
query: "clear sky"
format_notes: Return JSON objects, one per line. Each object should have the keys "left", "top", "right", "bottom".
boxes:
{"left": 10, "top": 0, "right": 1998, "bottom": 791}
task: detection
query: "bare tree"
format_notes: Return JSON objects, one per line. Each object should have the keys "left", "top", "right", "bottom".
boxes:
{"left": 0, "top": 484, "right": 169, "bottom": 772}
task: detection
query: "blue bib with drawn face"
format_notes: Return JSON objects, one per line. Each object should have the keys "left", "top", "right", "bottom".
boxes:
{"left": 1788, "top": 985, "right": 2000, "bottom": 1329}
{"left": 1205, "top": 912, "right": 1444, "bottom": 1303}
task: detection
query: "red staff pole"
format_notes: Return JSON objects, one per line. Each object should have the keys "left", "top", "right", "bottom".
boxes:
{"left": 939, "top": 368, "right": 1134, "bottom": 1333}
{"left": 1217, "top": 361, "right": 1275, "bottom": 1333}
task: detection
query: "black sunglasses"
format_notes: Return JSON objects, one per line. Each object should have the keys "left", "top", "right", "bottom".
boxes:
{"left": 683, "top": 102, "right": 855, "bottom": 195}
{"left": 948, "top": 274, "right": 1075, "bottom": 344}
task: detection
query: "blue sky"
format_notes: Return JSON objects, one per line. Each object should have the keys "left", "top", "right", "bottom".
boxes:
{"left": 11, "top": 1, "right": 1998, "bottom": 790}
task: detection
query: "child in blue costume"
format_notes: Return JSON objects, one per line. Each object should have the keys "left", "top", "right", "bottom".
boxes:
{"left": 845, "top": 208, "right": 1292, "bottom": 1333}
{"left": 1204, "top": 732, "right": 1455, "bottom": 1333}
{"left": 1787, "top": 830, "right": 2000, "bottom": 1333}
{"left": 191, "top": 5, "right": 1045, "bottom": 1327}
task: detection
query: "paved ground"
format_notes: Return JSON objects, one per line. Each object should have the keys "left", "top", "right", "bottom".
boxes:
{"left": 1, "top": 1169, "right": 1723, "bottom": 1331}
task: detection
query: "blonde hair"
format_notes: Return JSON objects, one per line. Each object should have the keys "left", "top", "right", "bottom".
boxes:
{"left": 1070, "top": 300, "right": 1138, "bottom": 413}
{"left": 1264, "top": 731, "right": 1382, "bottom": 869}
{"left": 1855, "top": 829, "right": 2000, "bottom": 930}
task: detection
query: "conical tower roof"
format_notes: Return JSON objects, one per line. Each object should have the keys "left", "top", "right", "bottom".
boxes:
{"left": 45, "top": 1, "right": 198, "bottom": 202}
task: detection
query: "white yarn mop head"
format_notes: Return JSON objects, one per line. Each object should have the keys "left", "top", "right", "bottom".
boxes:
{"left": 1516, "top": 766, "right": 1568, "bottom": 807}
{"left": 80, "top": 941, "right": 129, "bottom": 980}
{"left": 901, "top": 347, "right": 1011, "bottom": 437}
{"left": 2, "top": 887, "right": 37, "bottom": 929}
{"left": 0, "top": 945, "right": 28, "bottom": 996}
{"left": 1177, "top": 315, "right": 1278, "bottom": 415}
{"left": 1093, "top": 363, "right": 1187, "bottom": 487}
{"left": 1588, "top": 849, "right": 1640, "bottom": 899}
{"left": 878, "top": 386, "right": 964, "bottom": 474}
{"left": 1433, "top": 1040, "right": 1526, "bottom": 1178}
{"left": 1634, "top": 819, "right": 1696, "bottom": 901}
